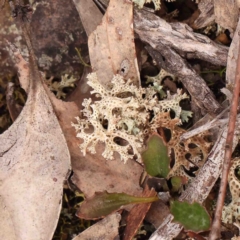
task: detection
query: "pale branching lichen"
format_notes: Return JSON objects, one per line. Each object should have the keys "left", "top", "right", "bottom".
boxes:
{"left": 45, "top": 74, "right": 77, "bottom": 99}
{"left": 156, "top": 89, "right": 192, "bottom": 123}
{"left": 222, "top": 158, "right": 240, "bottom": 227}
{"left": 72, "top": 73, "right": 156, "bottom": 163}
{"left": 72, "top": 72, "right": 192, "bottom": 163}
{"left": 146, "top": 69, "right": 192, "bottom": 122}
{"left": 146, "top": 68, "right": 176, "bottom": 86}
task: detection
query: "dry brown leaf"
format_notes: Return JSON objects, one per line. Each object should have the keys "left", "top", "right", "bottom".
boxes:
{"left": 87, "top": 0, "right": 140, "bottom": 87}
{"left": 0, "top": 52, "right": 71, "bottom": 240}
{"left": 72, "top": 212, "right": 121, "bottom": 240}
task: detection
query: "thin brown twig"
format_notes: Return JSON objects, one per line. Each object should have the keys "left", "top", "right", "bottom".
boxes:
{"left": 208, "top": 45, "right": 240, "bottom": 240}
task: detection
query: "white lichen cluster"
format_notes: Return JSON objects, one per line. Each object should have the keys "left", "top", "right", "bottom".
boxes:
{"left": 222, "top": 158, "right": 240, "bottom": 227}
{"left": 72, "top": 72, "right": 192, "bottom": 163}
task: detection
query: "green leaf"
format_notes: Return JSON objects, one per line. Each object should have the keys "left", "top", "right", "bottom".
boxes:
{"left": 170, "top": 176, "right": 183, "bottom": 192}
{"left": 170, "top": 201, "right": 211, "bottom": 232}
{"left": 77, "top": 191, "right": 158, "bottom": 220}
{"left": 141, "top": 134, "right": 170, "bottom": 178}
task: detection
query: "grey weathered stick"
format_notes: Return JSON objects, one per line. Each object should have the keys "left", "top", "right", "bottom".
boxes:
{"left": 180, "top": 108, "right": 231, "bottom": 141}
{"left": 194, "top": 0, "right": 214, "bottom": 29}
{"left": 134, "top": 8, "right": 228, "bottom": 66}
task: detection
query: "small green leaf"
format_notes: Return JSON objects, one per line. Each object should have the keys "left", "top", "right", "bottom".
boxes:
{"left": 141, "top": 134, "right": 170, "bottom": 178}
{"left": 170, "top": 201, "right": 211, "bottom": 232}
{"left": 77, "top": 191, "right": 158, "bottom": 220}
{"left": 170, "top": 176, "right": 183, "bottom": 192}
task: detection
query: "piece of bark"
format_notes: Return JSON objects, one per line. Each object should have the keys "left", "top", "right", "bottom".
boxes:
{"left": 194, "top": 0, "right": 215, "bottom": 29}
{"left": 134, "top": 8, "right": 228, "bottom": 66}
{"left": 146, "top": 46, "right": 223, "bottom": 116}
{"left": 123, "top": 185, "right": 156, "bottom": 240}
{"left": 149, "top": 119, "right": 240, "bottom": 240}
{"left": 0, "top": 4, "right": 21, "bottom": 77}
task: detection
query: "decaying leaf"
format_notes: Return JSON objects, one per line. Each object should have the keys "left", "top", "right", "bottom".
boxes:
{"left": 0, "top": 55, "right": 71, "bottom": 239}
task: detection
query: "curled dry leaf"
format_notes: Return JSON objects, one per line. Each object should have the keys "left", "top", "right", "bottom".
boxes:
{"left": 0, "top": 57, "right": 71, "bottom": 239}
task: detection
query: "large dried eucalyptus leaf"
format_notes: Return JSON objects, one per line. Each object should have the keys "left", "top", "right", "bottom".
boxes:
{"left": 0, "top": 59, "right": 71, "bottom": 239}
{"left": 87, "top": 0, "right": 140, "bottom": 87}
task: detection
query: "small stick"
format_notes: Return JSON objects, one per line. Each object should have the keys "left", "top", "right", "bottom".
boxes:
{"left": 180, "top": 107, "right": 230, "bottom": 141}
{"left": 208, "top": 40, "right": 240, "bottom": 240}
